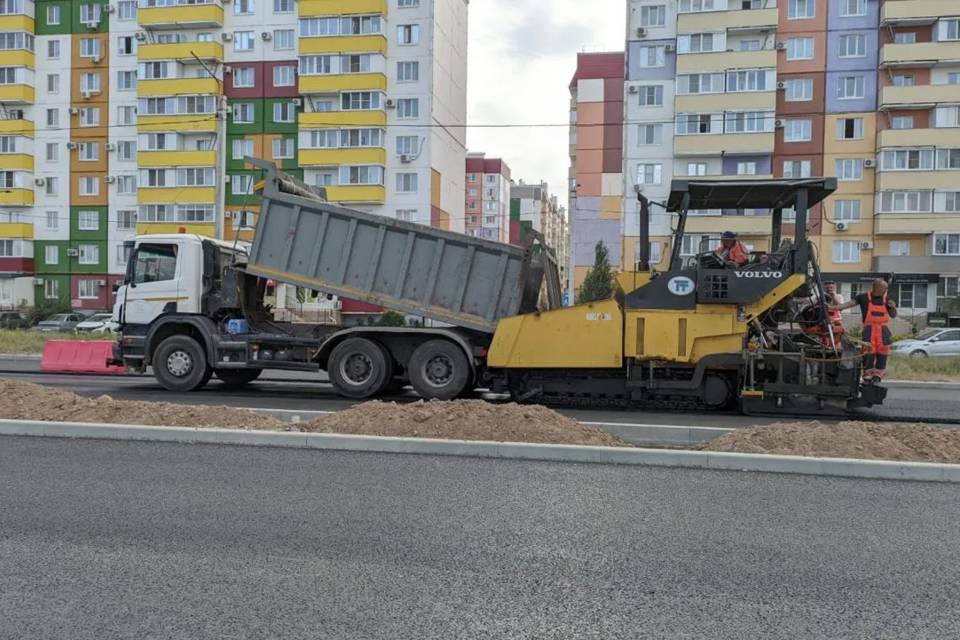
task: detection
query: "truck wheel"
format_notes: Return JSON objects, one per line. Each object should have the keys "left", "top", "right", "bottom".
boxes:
{"left": 215, "top": 369, "right": 262, "bottom": 389}
{"left": 328, "top": 338, "right": 393, "bottom": 399}
{"left": 408, "top": 340, "right": 471, "bottom": 401}
{"left": 153, "top": 336, "right": 211, "bottom": 392}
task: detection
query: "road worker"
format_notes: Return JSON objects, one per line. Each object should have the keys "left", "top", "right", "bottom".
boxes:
{"left": 714, "top": 231, "right": 750, "bottom": 267}
{"left": 832, "top": 278, "right": 897, "bottom": 382}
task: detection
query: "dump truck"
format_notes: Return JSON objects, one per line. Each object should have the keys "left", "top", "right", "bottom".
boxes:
{"left": 111, "top": 160, "right": 886, "bottom": 415}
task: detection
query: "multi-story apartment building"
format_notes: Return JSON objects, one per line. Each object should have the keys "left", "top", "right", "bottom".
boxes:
{"left": 0, "top": 0, "right": 467, "bottom": 312}
{"left": 464, "top": 152, "right": 509, "bottom": 242}
{"left": 510, "top": 179, "right": 569, "bottom": 293}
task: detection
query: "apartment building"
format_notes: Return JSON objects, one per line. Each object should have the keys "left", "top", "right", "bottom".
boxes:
{"left": 464, "top": 152, "right": 509, "bottom": 242}
{"left": 510, "top": 179, "right": 569, "bottom": 293}
{"left": 0, "top": 0, "right": 467, "bottom": 311}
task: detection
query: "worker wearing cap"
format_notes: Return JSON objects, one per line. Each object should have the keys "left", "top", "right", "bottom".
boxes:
{"left": 832, "top": 278, "right": 897, "bottom": 382}
{"left": 714, "top": 231, "right": 749, "bottom": 267}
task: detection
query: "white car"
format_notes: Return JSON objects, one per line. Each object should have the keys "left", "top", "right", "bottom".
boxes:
{"left": 75, "top": 313, "right": 117, "bottom": 333}
{"left": 891, "top": 328, "right": 960, "bottom": 357}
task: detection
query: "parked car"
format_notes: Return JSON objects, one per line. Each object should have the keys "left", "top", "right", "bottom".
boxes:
{"left": 34, "top": 313, "right": 83, "bottom": 333}
{"left": 891, "top": 328, "right": 960, "bottom": 357}
{"left": 0, "top": 311, "right": 29, "bottom": 329}
{"left": 75, "top": 313, "right": 116, "bottom": 333}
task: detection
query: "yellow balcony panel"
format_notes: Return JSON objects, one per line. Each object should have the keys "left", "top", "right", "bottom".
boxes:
{"left": 881, "top": 84, "right": 960, "bottom": 109}
{"left": 0, "top": 222, "right": 32, "bottom": 239}
{"left": 138, "top": 77, "right": 221, "bottom": 97}
{"left": 137, "top": 150, "right": 217, "bottom": 168}
{"left": 136, "top": 222, "right": 216, "bottom": 237}
{"left": 675, "top": 91, "right": 776, "bottom": 113}
{"left": 882, "top": 41, "right": 960, "bottom": 67}
{"left": 680, "top": 214, "right": 771, "bottom": 235}
{"left": 299, "top": 0, "right": 387, "bottom": 16}
{"left": 324, "top": 184, "right": 385, "bottom": 203}
{"left": 674, "top": 132, "right": 775, "bottom": 156}
{"left": 137, "top": 114, "right": 218, "bottom": 133}
{"left": 677, "top": 7, "right": 777, "bottom": 32}
{"left": 876, "top": 214, "right": 960, "bottom": 235}
{"left": 299, "top": 148, "right": 386, "bottom": 166}
{"left": 138, "top": 4, "right": 224, "bottom": 29}
{"left": 0, "top": 153, "right": 32, "bottom": 171}
{"left": 299, "top": 72, "right": 387, "bottom": 93}
{"left": 878, "top": 128, "right": 960, "bottom": 148}
{"left": 676, "top": 49, "right": 776, "bottom": 74}
{"left": 0, "top": 189, "right": 32, "bottom": 206}
{"left": 138, "top": 186, "right": 217, "bottom": 204}
{"left": 877, "top": 171, "right": 957, "bottom": 191}
{"left": 138, "top": 41, "right": 224, "bottom": 62}
{"left": 0, "top": 119, "right": 32, "bottom": 136}
{"left": 881, "top": 0, "right": 945, "bottom": 25}
{"left": 0, "top": 15, "right": 34, "bottom": 32}
{"left": 0, "top": 50, "right": 33, "bottom": 68}
{"left": 299, "top": 34, "right": 387, "bottom": 55}
{"left": 0, "top": 84, "right": 33, "bottom": 104}
{"left": 299, "top": 110, "right": 386, "bottom": 127}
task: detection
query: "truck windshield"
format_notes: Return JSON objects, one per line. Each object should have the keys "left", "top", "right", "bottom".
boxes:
{"left": 133, "top": 244, "right": 178, "bottom": 284}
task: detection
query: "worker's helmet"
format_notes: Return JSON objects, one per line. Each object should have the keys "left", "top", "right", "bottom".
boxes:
{"left": 721, "top": 231, "right": 737, "bottom": 239}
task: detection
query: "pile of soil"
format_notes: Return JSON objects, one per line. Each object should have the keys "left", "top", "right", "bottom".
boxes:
{"left": 298, "top": 399, "right": 630, "bottom": 447}
{"left": 696, "top": 420, "right": 960, "bottom": 464}
{"left": 0, "top": 379, "right": 284, "bottom": 430}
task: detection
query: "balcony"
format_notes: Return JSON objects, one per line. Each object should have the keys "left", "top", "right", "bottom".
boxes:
{"left": 882, "top": 42, "right": 960, "bottom": 67}
{"left": 880, "top": 84, "right": 960, "bottom": 109}
{"left": 875, "top": 255, "right": 960, "bottom": 273}
{"left": 881, "top": 0, "right": 945, "bottom": 25}
{"left": 299, "top": 148, "right": 386, "bottom": 166}
{"left": 299, "top": 0, "right": 388, "bottom": 16}
{"left": 0, "top": 189, "right": 33, "bottom": 206}
{"left": 0, "top": 50, "right": 33, "bottom": 68}
{"left": 876, "top": 214, "right": 960, "bottom": 235}
{"left": 299, "top": 111, "right": 386, "bottom": 128}
{"left": 674, "top": 132, "right": 775, "bottom": 155}
{"left": 0, "top": 15, "right": 34, "bottom": 32}
{"left": 676, "top": 49, "right": 776, "bottom": 74}
{"left": 137, "top": 150, "right": 217, "bottom": 168}
{"left": 138, "top": 2, "right": 224, "bottom": 29}
{"left": 0, "top": 119, "right": 32, "bottom": 136}
{"left": 0, "top": 84, "right": 33, "bottom": 104}
{"left": 677, "top": 7, "right": 777, "bottom": 32}
{"left": 876, "top": 171, "right": 956, "bottom": 191}
{"left": 137, "top": 114, "right": 218, "bottom": 133}
{"left": 138, "top": 41, "right": 224, "bottom": 62}
{"left": 299, "top": 73, "right": 387, "bottom": 94}
{"left": 138, "top": 186, "right": 217, "bottom": 204}
{"left": 324, "top": 185, "right": 385, "bottom": 203}
{"left": 299, "top": 34, "right": 387, "bottom": 56}
{"left": 0, "top": 222, "right": 32, "bottom": 239}
{"left": 136, "top": 222, "right": 216, "bottom": 236}
{"left": 0, "top": 154, "right": 33, "bottom": 171}
{"left": 675, "top": 91, "right": 776, "bottom": 113}
{"left": 878, "top": 128, "right": 960, "bottom": 148}
{"left": 138, "top": 77, "right": 221, "bottom": 97}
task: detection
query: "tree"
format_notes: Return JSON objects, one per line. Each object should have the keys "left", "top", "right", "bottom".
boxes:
{"left": 578, "top": 241, "right": 615, "bottom": 303}
{"left": 374, "top": 311, "right": 407, "bottom": 327}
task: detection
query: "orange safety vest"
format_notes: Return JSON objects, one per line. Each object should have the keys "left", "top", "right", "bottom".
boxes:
{"left": 864, "top": 294, "right": 891, "bottom": 355}
{"left": 715, "top": 241, "right": 749, "bottom": 266}
{"left": 828, "top": 305, "right": 844, "bottom": 338}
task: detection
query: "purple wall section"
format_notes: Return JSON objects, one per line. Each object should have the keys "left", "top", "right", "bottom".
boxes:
{"left": 827, "top": 0, "right": 880, "bottom": 31}
{"left": 575, "top": 196, "right": 601, "bottom": 220}
{"left": 826, "top": 29, "right": 880, "bottom": 72}
{"left": 721, "top": 155, "right": 772, "bottom": 175}
{"left": 626, "top": 39, "right": 676, "bottom": 82}
{"left": 825, "top": 70, "right": 877, "bottom": 113}
{"left": 573, "top": 220, "right": 622, "bottom": 266}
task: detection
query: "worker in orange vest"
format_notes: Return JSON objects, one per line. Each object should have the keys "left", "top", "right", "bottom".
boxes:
{"left": 832, "top": 278, "right": 897, "bottom": 382}
{"left": 820, "top": 280, "right": 845, "bottom": 348}
{"left": 714, "top": 231, "right": 749, "bottom": 267}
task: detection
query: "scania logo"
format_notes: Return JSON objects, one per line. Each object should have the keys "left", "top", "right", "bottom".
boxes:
{"left": 734, "top": 271, "right": 783, "bottom": 279}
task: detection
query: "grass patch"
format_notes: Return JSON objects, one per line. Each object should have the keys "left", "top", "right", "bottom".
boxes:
{"left": 887, "top": 355, "right": 960, "bottom": 382}
{"left": 0, "top": 329, "right": 113, "bottom": 354}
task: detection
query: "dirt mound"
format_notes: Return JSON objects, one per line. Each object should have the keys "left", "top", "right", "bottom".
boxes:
{"left": 298, "top": 399, "right": 630, "bottom": 447}
{"left": 0, "top": 379, "right": 284, "bottom": 430}
{"left": 696, "top": 420, "right": 960, "bottom": 464}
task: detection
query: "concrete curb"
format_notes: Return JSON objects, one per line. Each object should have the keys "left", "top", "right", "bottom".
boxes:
{"left": 885, "top": 380, "right": 960, "bottom": 390}
{"left": 1, "top": 418, "right": 958, "bottom": 483}
{"left": 0, "top": 352, "right": 41, "bottom": 360}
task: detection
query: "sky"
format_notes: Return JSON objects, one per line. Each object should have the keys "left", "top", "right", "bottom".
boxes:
{"left": 465, "top": 0, "right": 626, "bottom": 211}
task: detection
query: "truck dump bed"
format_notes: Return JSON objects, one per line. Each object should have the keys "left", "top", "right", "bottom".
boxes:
{"left": 243, "top": 159, "right": 559, "bottom": 334}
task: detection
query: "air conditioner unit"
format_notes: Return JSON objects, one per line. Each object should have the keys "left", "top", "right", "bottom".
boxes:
{"left": 628, "top": 85, "right": 639, "bottom": 94}
{"left": 223, "top": 65, "right": 232, "bottom": 74}
{"left": 291, "top": 97, "right": 302, "bottom": 107}
{"left": 636, "top": 27, "right": 647, "bottom": 38}
{"left": 776, "top": 42, "right": 786, "bottom": 50}
{"left": 104, "top": 4, "right": 115, "bottom": 13}
{"left": 105, "top": 143, "right": 116, "bottom": 151}
{"left": 34, "top": 177, "right": 45, "bottom": 186}
{"left": 864, "top": 158, "right": 876, "bottom": 168}
{"left": 776, "top": 81, "right": 785, "bottom": 90}
{"left": 33, "top": 278, "right": 43, "bottom": 286}
{"left": 81, "top": 90, "right": 93, "bottom": 100}
{"left": 84, "top": 22, "right": 98, "bottom": 30}
{"left": 774, "top": 119, "right": 784, "bottom": 128}
{"left": 66, "top": 248, "right": 79, "bottom": 257}
{"left": 385, "top": 99, "right": 396, "bottom": 109}
{"left": 261, "top": 32, "right": 272, "bottom": 41}
{"left": 66, "top": 142, "right": 78, "bottom": 150}
{"left": 105, "top": 175, "right": 116, "bottom": 183}
{"left": 69, "top": 107, "right": 80, "bottom": 115}
{"left": 400, "top": 154, "right": 412, "bottom": 163}
{"left": 664, "top": 44, "right": 676, "bottom": 52}
{"left": 860, "top": 241, "right": 873, "bottom": 250}
{"left": 96, "top": 279, "right": 107, "bottom": 286}
{"left": 221, "top": 33, "right": 233, "bottom": 41}
{"left": 135, "top": 31, "right": 147, "bottom": 42}
{"left": 92, "top": 55, "right": 101, "bottom": 64}
{"left": 834, "top": 221, "right": 848, "bottom": 231}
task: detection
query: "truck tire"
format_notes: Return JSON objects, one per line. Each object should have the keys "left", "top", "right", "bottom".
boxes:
{"left": 153, "top": 335, "right": 211, "bottom": 392}
{"left": 328, "top": 337, "right": 393, "bottom": 399}
{"left": 215, "top": 368, "right": 262, "bottom": 389}
{"left": 408, "top": 339, "right": 471, "bottom": 401}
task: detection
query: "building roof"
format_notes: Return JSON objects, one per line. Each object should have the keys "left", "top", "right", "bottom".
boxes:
{"left": 466, "top": 154, "right": 511, "bottom": 179}
{"left": 569, "top": 52, "right": 625, "bottom": 89}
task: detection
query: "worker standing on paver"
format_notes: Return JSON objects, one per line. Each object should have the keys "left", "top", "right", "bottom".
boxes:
{"left": 832, "top": 278, "right": 896, "bottom": 383}
{"left": 823, "top": 281, "right": 845, "bottom": 347}
{"left": 714, "top": 231, "right": 749, "bottom": 267}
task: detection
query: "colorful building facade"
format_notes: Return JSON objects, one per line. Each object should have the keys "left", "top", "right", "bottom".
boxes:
{"left": 464, "top": 152, "right": 510, "bottom": 242}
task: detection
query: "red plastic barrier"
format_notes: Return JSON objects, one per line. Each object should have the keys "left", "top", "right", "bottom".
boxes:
{"left": 41, "top": 340, "right": 127, "bottom": 375}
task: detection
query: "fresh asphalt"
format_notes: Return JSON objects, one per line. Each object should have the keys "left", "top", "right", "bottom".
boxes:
{"left": 1, "top": 436, "right": 958, "bottom": 639}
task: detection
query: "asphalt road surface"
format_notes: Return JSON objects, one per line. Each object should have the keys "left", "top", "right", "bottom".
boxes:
{"left": 2, "top": 436, "right": 958, "bottom": 639}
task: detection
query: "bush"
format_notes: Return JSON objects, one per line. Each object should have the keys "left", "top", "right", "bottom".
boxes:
{"left": 374, "top": 311, "right": 406, "bottom": 327}
{"left": 26, "top": 299, "right": 71, "bottom": 326}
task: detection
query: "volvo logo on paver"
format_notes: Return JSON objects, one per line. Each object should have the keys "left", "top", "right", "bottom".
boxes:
{"left": 734, "top": 271, "right": 783, "bottom": 279}
{"left": 667, "top": 276, "right": 695, "bottom": 295}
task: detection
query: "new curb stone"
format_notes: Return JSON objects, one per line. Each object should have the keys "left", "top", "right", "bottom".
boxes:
{"left": 0, "top": 419, "right": 958, "bottom": 483}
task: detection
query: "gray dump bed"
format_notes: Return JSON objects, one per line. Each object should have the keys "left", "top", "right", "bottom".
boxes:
{"left": 243, "top": 160, "right": 559, "bottom": 334}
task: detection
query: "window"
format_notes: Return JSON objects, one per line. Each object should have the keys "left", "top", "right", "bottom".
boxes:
{"left": 78, "top": 210, "right": 99, "bottom": 231}
{"left": 117, "top": 140, "right": 135, "bottom": 162}
{"left": 118, "top": 1, "right": 136, "bottom": 20}
{"left": 678, "top": 33, "right": 716, "bottom": 54}
{"left": 890, "top": 283, "right": 927, "bottom": 309}
{"left": 117, "top": 70, "right": 136, "bottom": 90}
{"left": 398, "top": 0, "right": 419, "bottom": 6}
{"left": 892, "top": 74, "right": 914, "bottom": 87}
{"left": 340, "top": 165, "right": 383, "bottom": 185}
{"left": 395, "top": 209, "right": 416, "bottom": 222}
{"left": 892, "top": 116, "right": 913, "bottom": 130}
{"left": 840, "top": 0, "right": 866, "bottom": 17}
{"left": 78, "top": 142, "right": 99, "bottom": 162}
{"left": 836, "top": 159, "right": 863, "bottom": 181}
{"left": 45, "top": 245, "right": 58, "bottom": 265}
{"left": 81, "top": 72, "right": 101, "bottom": 94}
{"left": 80, "top": 107, "right": 100, "bottom": 127}
{"left": 894, "top": 32, "right": 916, "bottom": 45}
{"left": 46, "top": 108, "right": 58, "bottom": 127}
{"left": 235, "top": 0, "right": 254, "bottom": 15}
{"left": 680, "top": 234, "right": 720, "bottom": 256}
{"left": 299, "top": 17, "right": 340, "bottom": 37}
{"left": 234, "top": 67, "right": 255, "bottom": 87}
{"left": 676, "top": 73, "right": 723, "bottom": 95}
{"left": 726, "top": 69, "right": 771, "bottom": 92}
{"left": 636, "top": 163, "right": 662, "bottom": 185}
{"left": 232, "top": 210, "right": 256, "bottom": 231}
{"left": 341, "top": 91, "right": 381, "bottom": 110}
{"left": 274, "top": 29, "right": 294, "bottom": 50}
{"left": 834, "top": 200, "right": 861, "bottom": 221}
{"left": 788, "top": 0, "right": 814, "bottom": 19}
{"left": 42, "top": 279, "right": 59, "bottom": 300}
{"left": 639, "top": 5, "right": 666, "bottom": 27}
{"left": 397, "top": 98, "right": 419, "bottom": 118}
{"left": 839, "top": 34, "right": 866, "bottom": 58}
{"left": 398, "top": 24, "right": 420, "bottom": 45}
{"left": 936, "top": 106, "right": 960, "bottom": 128}
{"left": 832, "top": 240, "right": 860, "bottom": 263}
{"left": 637, "top": 124, "right": 662, "bottom": 145}
{"left": 232, "top": 138, "right": 254, "bottom": 160}
{"left": 47, "top": 39, "right": 60, "bottom": 58}
{"left": 837, "top": 117, "right": 864, "bottom": 140}
{"left": 272, "top": 138, "right": 294, "bottom": 159}
{"left": 784, "top": 78, "right": 813, "bottom": 102}
{"left": 940, "top": 18, "right": 960, "bottom": 42}
{"left": 79, "top": 37, "right": 100, "bottom": 59}
{"left": 45, "top": 211, "right": 58, "bottom": 230}
{"left": 44, "top": 142, "right": 57, "bottom": 163}
{"left": 79, "top": 3, "right": 101, "bottom": 25}
{"left": 0, "top": 171, "right": 13, "bottom": 188}
{"left": 47, "top": 5, "right": 60, "bottom": 25}
{"left": 879, "top": 191, "right": 932, "bottom": 213}
{"left": 118, "top": 105, "right": 136, "bottom": 125}
{"left": 889, "top": 240, "right": 910, "bottom": 256}
{"left": 944, "top": 192, "right": 960, "bottom": 212}
{"left": 638, "top": 85, "right": 663, "bottom": 106}
{"left": 396, "top": 61, "right": 419, "bottom": 82}
{"left": 233, "top": 103, "right": 254, "bottom": 123}
{"left": 133, "top": 244, "right": 178, "bottom": 284}
{"left": 396, "top": 172, "right": 418, "bottom": 193}
{"left": 725, "top": 111, "right": 771, "bottom": 133}
{"left": 783, "top": 160, "right": 811, "bottom": 178}
{"left": 273, "top": 102, "right": 295, "bottom": 122}
{"left": 339, "top": 128, "right": 382, "bottom": 147}
{"left": 736, "top": 162, "right": 757, "bottom": 175}
{"left": 739, "top": 40, "right": 761, "bottom": 51}
{"left": 935, "top": 234, "right": 960, "bottom": 256}
{"left": 783, "top": 119, "right": 813, "bottom": 142}
{"left": 79, "top": 176, "right": 99, "bottom": 196}
{"left": 274, "top": 0, "right": 293, "bottom": 11}
{"left": 231, "top": 174, "right": 254, "bottom": 195}
{"left": 637, "top": 45, "right": 666, "bottom": 68}
{"left": 299, "top": 54, "right": 333, "bottom": 75}
{"left": 305, "top": 129, "right": 337, "bottom": 148}
{"left": 880, "top": 149, "right": 934, "bottom": 171}
{"left": 676, "top": 113, "right": 716, "bottom": 135}
{"left": 117, "top": 175, "right": 136, "bottom": 194}
{"left": 78, "top": 244, "right": 100, "bottom": 265}
{"left": 938, "top": 149, "right": 960, "bottom": 169}
{"left": 786, "top": 37, "right": 814, "bottom": 60}
{"left": 177, "top": 168, "right": 215, "bottom": 187}
{"left": 679, "top": 0, "right": 716, "bottom": 11}
{"left": 342, "top": 54, "right": 372, "bottom": 73}
{"left": 234, "top": 31, "right": 255, "bottom": 51}
{"left": 115, "top": 35, "right": 134, "bottom": 55}
{"left": 396, "top": 135, "right": 418, "bottom": 155}
{"left": 46, "top": 73, "right": 58, "bottom": 94}
{"left": 44, "top": 177, "right": 57, "bottom": 196}
{"left": 116, "top": 243, "right": 133, "bottom": 267}
{"left": 837, "top": 75, "right": 865, "bottom": 99}
{"left": 273, "top": 65, "right": 295, "bottom": 86}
